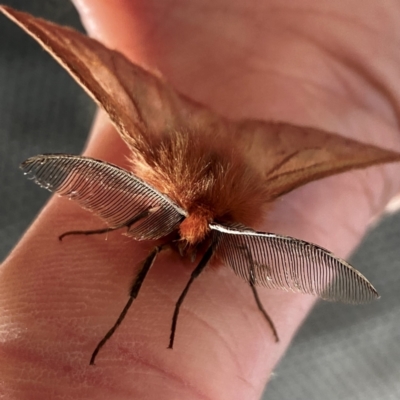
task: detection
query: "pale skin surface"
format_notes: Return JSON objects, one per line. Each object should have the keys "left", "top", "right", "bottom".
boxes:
{"left": 1, "top": 1, "right": 400, "bottom": 399}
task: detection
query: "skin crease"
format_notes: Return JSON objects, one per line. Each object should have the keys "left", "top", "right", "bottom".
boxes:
{"left": 1, "top": 1, "right": 400, "bottom": 399}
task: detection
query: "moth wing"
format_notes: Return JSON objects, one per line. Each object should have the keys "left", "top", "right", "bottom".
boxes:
{"left": 0, "top": 6, "right": 221, "bottom": 156}
{"left": 210, "top": 223, "right": 378, "bottom": 303}
{"left": 4, "top": 5, "right": 399, "bottom": 197}
{"left": 21, "top": 155, "right": 185, "bottom": 240}
{"left": 235, "top": 120, "right": 400, "bottom": 200}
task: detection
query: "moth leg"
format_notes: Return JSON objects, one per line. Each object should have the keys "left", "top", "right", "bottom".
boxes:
{"left": 240, "top": 244, "right": 279, "bottom": 342}
{"left": 90, "top": 244, "right": 168, "bottom": 365}
{"left": 59, "top": 208, "right": 153, "bottom": 241}
{"left": 248, "top": 264, "right": 279, "bottom": 342}
{"left": 168, "top": 241, "right": 217, "bottom": 349}
{"left": 59, "top": 226, "right": 116, "bottom": 241}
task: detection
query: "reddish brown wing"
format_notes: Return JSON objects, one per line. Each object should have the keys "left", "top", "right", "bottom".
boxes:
{"left": 0, "top": 6, "right": 223, "bottom": 157}
{"left": 235, "top": 120, "right": 400, "bottom": 200}
{"left": 3, "top": 6, "right": 400, "bottom": 205}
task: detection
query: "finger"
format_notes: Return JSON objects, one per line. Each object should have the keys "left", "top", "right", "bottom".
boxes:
{"left": 71, "top": 2, "right": 400, "bottom": 399}
{"left": 2, "top": 2, "right": 400, "bottom": 400}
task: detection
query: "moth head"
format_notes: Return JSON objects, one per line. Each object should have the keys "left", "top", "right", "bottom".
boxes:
{"left": 179, "top": 210, "right": 212, "bottom": 245}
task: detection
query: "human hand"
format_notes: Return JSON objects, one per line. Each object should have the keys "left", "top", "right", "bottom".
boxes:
{"left": 1, "top": 1, "right": 400, "bottom": 399}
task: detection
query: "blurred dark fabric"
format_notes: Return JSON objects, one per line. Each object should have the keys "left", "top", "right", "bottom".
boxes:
{"left": 0, "top": 2, "right": 399, "bottom": 399}
{"left": 0, "top": 0, "right": 94, "bottom": 260}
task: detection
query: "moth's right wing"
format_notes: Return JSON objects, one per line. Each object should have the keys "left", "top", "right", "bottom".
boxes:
{"left": 21, "top": 155, "right": 186, "bottom": 240}
{"left": 1, "top": 7, "right": 221, "bottom": 157}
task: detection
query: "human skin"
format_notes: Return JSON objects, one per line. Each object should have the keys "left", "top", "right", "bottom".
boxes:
{"left": 1, "top": 0, "right": 400, "bottom": 399}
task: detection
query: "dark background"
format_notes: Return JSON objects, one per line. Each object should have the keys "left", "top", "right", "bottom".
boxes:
{"left": 0, "top": 2, "right": 399, "bottom": 399}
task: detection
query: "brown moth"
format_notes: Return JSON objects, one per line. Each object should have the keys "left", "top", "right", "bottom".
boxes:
{"left": 2, "top": 5, "right": 400, "bottom": 365}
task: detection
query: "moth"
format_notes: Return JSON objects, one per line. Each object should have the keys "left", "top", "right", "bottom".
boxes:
{"left": 2, "top": 6, "right": 400, "bottom": 365}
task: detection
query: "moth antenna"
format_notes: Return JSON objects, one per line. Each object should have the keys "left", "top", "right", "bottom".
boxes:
{"left": 168, "top": 238, "right": 218, "bottom": 349}
{"left": 90, "top": 244, "right": 167, "bottom": 365}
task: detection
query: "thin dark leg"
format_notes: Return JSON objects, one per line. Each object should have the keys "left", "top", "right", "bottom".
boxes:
{"left": 59, "top": 209, "right": 153, "bottom": 241}
{"left": 247, "top": 259, "right": 279, "bottom": 342}
{"left": 168, "top": 242, "right": 216, "bottom": 349}
{"left": 249, "top": 283, "right": 279, "bottom": 342}
{"left": 59, "top": 226, "right": 115, "bottom": 241}
{"left": 90, "top": 244, "right": 165, "bottom": 365}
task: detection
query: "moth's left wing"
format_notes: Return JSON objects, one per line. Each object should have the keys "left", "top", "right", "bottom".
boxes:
{"left": 235, "top": 121, "right": 400, "bottom": 200}
{"left": 210, "top": 223, "right": 378, "bottom": 303}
